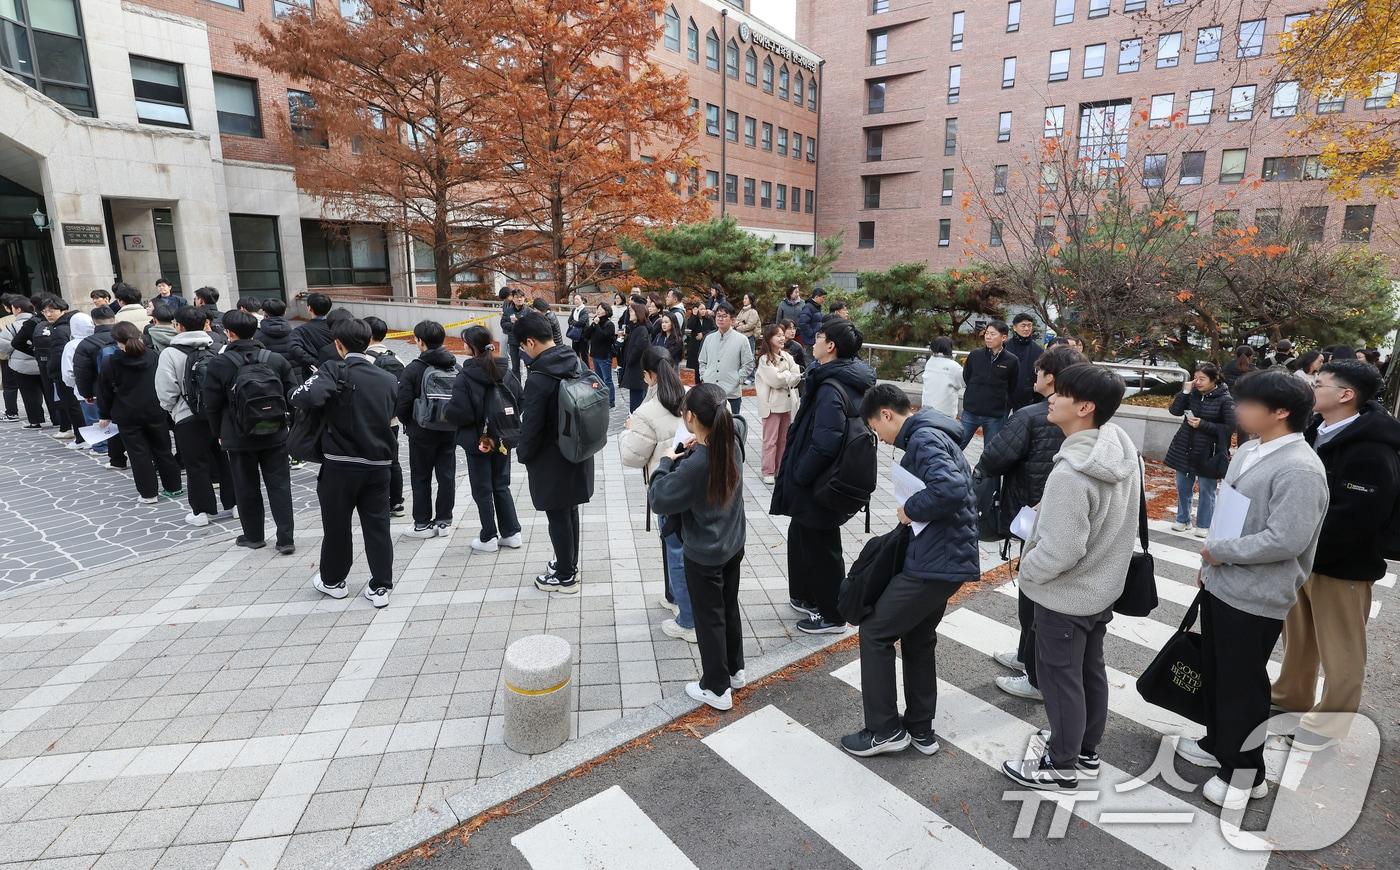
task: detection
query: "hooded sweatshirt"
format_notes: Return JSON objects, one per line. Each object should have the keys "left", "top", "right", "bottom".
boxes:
{"left": 155, "top": 330, "right": 215, "bottom": 423}
{"left": 60, "top": 313, "right": 94, "bottom": 391}
{"left": 1019, "top": 422, "right": 1141, "bottom": 616}
{"left": 255, "top": 315, "right": 296, "bottom": 359}
{"left": 72, "top": 322, "right": 117, "bottom": 401}
{"left": 0, "top": 313, "right": 39, "bottom": 375}
{"left": 144, "top": 322, "right": 178, "bottom": 353}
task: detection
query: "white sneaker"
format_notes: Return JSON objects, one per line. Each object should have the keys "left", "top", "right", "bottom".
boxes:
{"left": 406, "top": 524, "right": 439, "bottom": 539}
{"left": 1171, "top": 521, "right": 1191, "bottom": 532}
{"left": 138, "top": 496, "right": 158, "bottom": 505}
{"left": 996, "top": 674, "right": 1044, "bottom": 700}
{"left": 658, "top": 597, "right": 680, "bottom": 617}
{"left": 661, "top": 619, "right": 697, "bottom": 643}
{"left": 1202, "top": 775, "right": 1267, "bottom": 809}
{"left": 471, "top": 536, "right": 499, "bottom": 552}
{"left": 685, "top": 681, "right": 733, "bottom": 711}
{"left": 498, "top": 533, "right": 523, "bottom": 549}
{"left": 52, "top": 430, "right": 74, "bottom": 441}
{"left": 729, "top": 670, "right": 747, "bottom": 690}
{"left": 64, "top": 439, "right": 86, "bottom": 450}
{"left": 1194, "top": 527, "right": 1210, "bottom": 538}
{"left": 184, "top": 512, "right": 210, "bottom": 527}
{"left": 311, "top": 572, "right": 348, "bottom": 599}
{"left": 211, "top": 508, "right": 236, "bottom": 521}
{"left": 362, "top": 585, "right": 391, "bottom": 608}
{"left": 1174, "top": 736, "right": 1220, "bottom": 768}
{"left": 993, "top": 650, "right": 1026, "bottom": 671}
{"left": 762, "top": 475, "right": 775, "bottom": 485}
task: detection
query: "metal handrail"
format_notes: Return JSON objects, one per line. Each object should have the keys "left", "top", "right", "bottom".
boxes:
{"left": 859, "top": 342, "right": 1189, "bottom": 385}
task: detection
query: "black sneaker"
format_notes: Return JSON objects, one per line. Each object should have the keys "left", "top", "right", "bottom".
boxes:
{"left": 535, "top": 570, "right": 579, "bottom": 594}
{"left": 841, "top": 728, "right": 911, "bottom": 757}
{"left": 275, "top": 542, "right": 296, "bottom": 556}
{"left": 788, "top": 598, "right": 820, "bottom": 619}
{"left": 1002, "top": 755, "right": 1079, "bottom": 791}
{"left": 235, "top": 536, "right": 266, "bottom": 550}
{"left": 2, "top": 414, "right": 18, "bottom": 422}
{"left": 1032, "top": 729, "right": 1099, "bottom": 775}
{"left": 390, "top": 503, "right": 406, "bottom": 518}
{"left": 909, "top": 730, "right": 941, "bottom": 756}
{"left": 796, "top": 616, "right": 849, "bottom": 635}
{"left": 22, "top": 423, "right": 42, "bottom": 430}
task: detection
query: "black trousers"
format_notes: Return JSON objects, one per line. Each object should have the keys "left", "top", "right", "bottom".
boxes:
{"left": 228, "top": 447, "right": 294, "bottom": 547}
{"left": 10, "top": 370, "right": 45, "bottom": 424}
{"left": 508, "top": 340, "right": 522, "bottom": 380}
{"left": 319, "top": 464, "right": 393, "bottom": 590}
{"left": 1199, "top": 591, "right": 1283, "bottom": 787}
{"left": 1017, "top": 589, "right": 1039, "bottom": 688}
{"left": 787, "top": 519, "right": 845, "bottom": 622}
{"left": 56, "top": 383, "right": 85, "bottom": 442}
{"left": 37, "top": 364, "right": 62, "bottom": 429}
{"left": 686, "top": 550, "right": 745, "bottom": 696}
{"left": 860, "top": 572, "right": 957, "bottom": 735}
{"left": 1035, "top": 603, "right": 1112, "bottom": 767}
{"left": 121, "top": 421, "right": 182, "bottom": 499}
{"left": 1, "top": 358, "right": 16, "bottom": 416}
{"left": 408, "top": 436, "right": 456, "bottom": 526}
{"left": 174, "top": 417, "right": 234, "bottom": 516}
{"left": 389, "top": 425, "right": 404, "bottom": 509}
{"left": 464, "top": 447, "right": 519, "bottom": 540}
{"left": 545, "top": 506, "right": 581, "bottom": 578}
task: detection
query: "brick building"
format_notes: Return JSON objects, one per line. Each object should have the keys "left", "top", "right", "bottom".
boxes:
{"left": 796, "top": 0, "right": 1399, "bottom": 289}
{"left": 0, "top": 0, "right": 818, "bottom": 304}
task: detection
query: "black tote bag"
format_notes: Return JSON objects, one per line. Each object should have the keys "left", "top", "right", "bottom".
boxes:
{"left": 1114, "top": 472, "right": 1159, "bottom": 617}
{"left": 1136, "top": 590, "right": 1206, "bottom": 724}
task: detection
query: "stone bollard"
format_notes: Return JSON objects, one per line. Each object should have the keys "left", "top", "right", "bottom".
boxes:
{"left": 503, "top": 634, "right": 573, "bottom": 755}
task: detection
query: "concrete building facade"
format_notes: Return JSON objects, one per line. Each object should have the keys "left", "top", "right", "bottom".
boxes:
{"left": 0, "top": 0, "right": 818, "bottom": 305}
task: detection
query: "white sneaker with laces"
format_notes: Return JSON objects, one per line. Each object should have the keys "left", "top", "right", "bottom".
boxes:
{"left": 1174, "top": 736, "right": 1221, "bottom": 768}
{"left": 406, "top": 524, "right": 439, "bottom": 539}
{"left": 993, "top": 650, "right": 1026, "bottom": 671}
{"left": 310, "top": 572, "right": 348, "bottom": 600}
{"left": 762, "top": 475, "right": 775, "bottom": 485}
{"left": 996, "top": 674, "right": 1044, "bottom": 700}
{"left": 1171, "top": 521, "right": 1191, "bottom": 532}
{"left": 184, "top": 512, "right": 210, "bottom": 527}
{"left": 1202, "top": 775, "right": 1267, "bottom": 809}
{"left": 661, "top": 619, "right": 697, "bottom": 643}
{"left": 685, "top": 681, "right": 733, "bottom": 711}
{"left": 138, "top": 496, "right": 158, "bottom": 505}
{"left": 362, "top": 585, "right": 391, "bottom": 608}
{"left": 729, "top": 670, "right": 747, "bottom": 690}
{"left": 471, "top": 536, "right": 499, "bottom": 552}
{"left": 658, "top": 598, "right": 680, "bottom": 616}
{"left": 498, "top": 533, "right": 523, "bottom": 548}
{"left": 1194, "top": 526, "right": 1210, "bottom": 538}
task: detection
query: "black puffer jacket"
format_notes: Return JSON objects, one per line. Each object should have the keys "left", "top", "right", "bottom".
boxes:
{"left": 1006, "top": 334, "right": 1044, "bottom": 410}
{"left": 771, "top": 357, "right": 877, "bottom": 528}
{"left": 583, "top": 318, "right": 616, "bottom": 363}
{"left": 395, "top": 346, "right": 459, "bottom": 442}
{"left": 976, "top": 399, "right": 1063, "bottom": 536}
{"left": 73, "top": 326, "right": 117, "bottom": 401}
{"left": 446, "top": 353, "right": 523, "bottom": 450}
{"left": 288, "top": 317, "right": 333, "bottom": 377}
{"left": 897, "top": 411, "right": 981, "bottom": 582}
{"left": 1306, "top": 402, "right": 1400, "bottom": 582}
{"left": 95, "top": 347, "right": 166, "bottom": 426}
{"left": 255, "top": 316, "right": 295, "bottom": 360}
{"left": 1165, "top": 383, "right": 1235, "bottom": 478}
{"left": 517, "top": 345, "right": 595, "bottom": 511}
{"left": 45, "top": 310, "right": 78, "bottom": 385}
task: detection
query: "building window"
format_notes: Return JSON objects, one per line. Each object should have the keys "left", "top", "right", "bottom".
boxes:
{"left": 1083, "top": 44, "right": 1105, "bottom": 78}
{"left": 724, "top": 173, "right": 737, "bottom": 203}
{"left": 1118, "top": 38, "right": 1141, "bottom": 73}
{"left": 1187, "top": 89, "right": 1213, "bottom": 124}
{"left": 808, "top": 80, "right": 817, "bottom": 111}
{"left": 743, "top": 116, "right": 756, "bottom": 147}
{"left": 724, "top": 110, "right": 738, "bottom": 141}
{"left": 1048, "top": 49, "right": 1069, "bottom": 82}
{"left": 990, "top": 218, "right": 1004, "bottom": 247}
{"left": 944, "top": 117, "right": 957, "bottom": 155}
{"left": 705, "top": 28, "right": 719, "bottom": 71}
{"left": 805, "top": 189, "right": 814, "bottom": 213}
{"left": 1157, "top": 32, "right": 1181, "bottom": 68}
{"left": 1088, "top": 0, "right": 1108, "bottom": 17}
{"left": 742, "top": 177, "right": 755, "bottom": 206}
{"left": 1044, "top": 105, "right": 1065, "bottom": 136}
{"left": 1148, "top": 93, "right": 1173, "bottom": 128}
{"left": 869, "top": 30, "right": 887, "bottom": 65}
{"left": 795, "top": 73, "right": 805, "bottom": 106}
{"left": 1035, "top": 216, "right": 1055, "bottom": 249}
{"left": 762, "top": 122, "right": 773, "bottom": 150}
{"left": 663, "top": 6, "right": 680, "bottom": 52}
{"left": 1041, "top": 162, "right": 1059, "bottom": 192}
{"left": 777, "top": 183, "right": 788, "bottom": 210}
{"left": 1365, "top": 72, "right": 1397, "bottom": 109}
{"left": 0, "top": 0, "right": 98, "bottom": 116}
{"left": 947, "top": 65, "right": 961, "bottom": 102}
{"left": 863, "top": 176, "right": 880, "bottom": 208}
{"left": 872, "top": 0, "right": 888, "bottom": 11}
{"left": 230, "top": 215, "right": 284, "bottom": 294}
{"left": 779, "top": 64, "right": 790, "bottom": 99}
{"left": 792, "top": 132, "right": 803, "bottom": 161}
{"left": 938, "top": 218, "right": 951, "bottom": 246}
{"left": 1238, "top": 19, "right": 1265, "bottom": 59}
{"left": 1255, "top": 208, "right": 1282, "bottom": 236}
{"left": 152, "top": 208, "right": 181, "bottom": 289}
{"left": 1342, "top": 205, "right": 1375, "bottom": 241}
{"left": 1179, "top": 150, "right": 1205, "bottom": 185}
{"left": 1002, "top": 57, "right": 1016, "bottom": 89}
{"left": 1261, "top": 155, "right": 1313, "bottom": 183}
{"left": 1184, "top": 211, "right": 1198, "bottom": 230}
{"left": 997, "top": 111, "right": 1012, "bottom": 142}
{"left": 858, "top": 220, "right": 875, "bottom": 248}
{"left": 790, "top": 186, "right": 801, "bottom": 212}
{"left": 705, "top": 103, "right": 719, "bottom": 136}
{"left": 867, "top": 80, "right": 885, "bottom": 113}
{"left": 1317, "top": 86, "right": 1345, "bottom": 114}
{"left": 866, "top": 128, "right": 883, "bottom": 161}
{"left": 807, "top": 137, "right": 815, "bottom": 162}
{"left": 687, "top": 18, "right": 698, "bottom": 62}
{"left": 951, "top": 11, "right": 964, "bottom": 50}
{"left": 412, "top": 238, "right": 480, "bottom": 286}
{"left": 993, "top": 164, "right": 1008, "bottom": 193}
{"left": 705, "top": 170, "right": 719, "bottom": 201}
{"left": 941, "top": 168, "right": 954, "bottom": 205}
{"left": 1077, "top": 99, "right": 1130, "bottom": 171}
{"left": 1124, "top": 0, "right": 1145, "bottom": 9}
{"left": 1219, "top": 148, "right": 1248, "bottom": 184}
{"left": 1142, "top": 153, "right": 1167, "bottom": 187}
{"left": 288, "top": 90, "right": 328, "bottom": 147}
{"left": 777, "top": 127, "right": 788, "bottom": 156}
{"left": 760, "top": 181, "right": 772, "bottom": 208}
{"left": 725, "top": 38, "right": 739, "bottom": 78}
{"left": 212, "top": 74, "right": 261, "bottom": 138}
{"left": 301, "top": 221, "right": 389, "bottom": 286}
{"left": 1299, "top": 206, "right": 1327, "bottom": 242}
{"left": 1006, "top": 1, "right": 1020, "bottom": 32}
{"left": 1284, "top": 12, "right": 1311, "bottom": 32}
{"left": 1214, "top": 210, "right": 1239, "bottom": 232}
{"left": 130, "top": 56, "right": 190, "bottom": 128}
{"left": 273, "top": 0, "right": 310, "bottom": 18}
{"left": 1054, "top": 0, "right": 1073, "bottom": 26}
{"left": 1195, "top": 26, "right": 1221, "bottom": 63}
{"left": 744, "top": 47, "right": 757, "bottom": 85}
{"left": 762, "top": 56, "right": 773, "bottom": 92}
{"left": 1271, "top": 81, "right": 1299, "bottom": 118}
{"left": 1228, "top": 85, "right": 1255, "bottom": 121}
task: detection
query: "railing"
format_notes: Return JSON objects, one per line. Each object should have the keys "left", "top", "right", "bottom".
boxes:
{"left": 860, "top": 341, "right": 1188, "bottom": 386}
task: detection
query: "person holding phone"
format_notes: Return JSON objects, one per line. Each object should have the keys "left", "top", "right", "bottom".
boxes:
{"left": 1165, "top": 363, "right": 1236, "bottom": 537}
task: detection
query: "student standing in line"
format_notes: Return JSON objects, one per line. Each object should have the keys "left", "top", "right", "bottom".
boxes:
{"left": 698, "top": 302, "right": 754, "bottom": 416}
{"left": 920, "top": 337, "right": 964, "bottom": 418}
{"left": 567, "top": 291, "right": 591, "bottom": 361}
{"left": 649, "top": 383, "right": 747, "bottom": 710}
{"left": 582, "top": 302, "right": 617, "bottom": 409}
{"left": 650, "top": 310, "right": 684, "bottom": 367}
{"left": 446, "top": 325, "right": 524, "bottom": 552}
{"left": 58, "top": 311, "right": 94, "bottom": 451}
{"left": 1001, "top": 364, "right": 1138, "bottom": 792}
{"left": 620, "top": 347, "right": 694, "bottom": 642}
{"left": 112, "top": 283, "right": 151, "bottom": 330}
{"left": 1177, "top": 371, "right": 1329, "bottom": 810}
{"left": 500, "top": 286, "right": 527, "bottom": 381}
{"left": 143, "top": 302, "right": 178, "bottom": 353}
{"left": 1165, "top": 363, "right": 1236, "bottom": 537}
{"left": 71, "top": 306, "right": 125, "bottom": 464}
{"left": 153, "top": 277, "right": 185, "bottom": 308}
{"left": 959, "top": 321, "right": 1019, "bottom": 448}
{"left": 843, "top": 384, "right": 979, "bottom": 756}
{"left": 43, "top": 297, "right": 83, "bottom": 442}
{"left": 157, "top": 305, "right": 235, "bottom": 525}
{"left": 776, "top": 285, "right": 804, "bottom": 329}
{"left": 979, "top": 346, "right": 1088, "bottom": 702}
{"left": 1006, "top": 313, "right": 1045, "bottom": 410}
{"left": 0, "top": 294, "right": 23, "bottom": 422}
{"left": 202, "top": 310, "right": 296, "bottom": 554}
{"left": 0, "top": 296, "right": 45, "bottom": 427}
{"left": 1271, "top": 360, "right": 1397, "bottom": 751}
{"left": 294, "top": 318, "right": 400, "bottom": 607}
{"left": 734, "top": 293, "right": 761, "bottom": 354}
{"left": 364, "top": 316, "right": 407, "bottom": 518}
{"left": 395, "top": 320, "right": 460, "bottom": 538}
{"left": 754, "top": 323, "right": 802, "bottom": 485}
{"left": 14, "top": 295, "right": 63, "bottom": 430}
{"left": 96, "top": 322, "right": 184, "bottom": 504}
{"left": 288, "top": 292, "right": 334, "bottom": 381}
{"left": 254, "top": 297, "right": 296, "bottom": 364}
{"left": 532, "top": 297, "right": 564, "bottom": 346}
{"left": 684, "top": 299, "right": 715, "bottom": 375}
{"left": 797, "top": 288, "right": 826, "bottom": 346}
{"left": 516, "top": 312, "right": 595, "bottom": 592}
{"left": 619, "top": 300, "right": 652, "bottom": 412}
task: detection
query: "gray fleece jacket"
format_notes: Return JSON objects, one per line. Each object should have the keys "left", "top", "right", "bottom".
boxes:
{"left": 1019, "top": 422, "right": 1141, "bottom": 616}
{"left": 1203, "top": 437, "right": 1329, "bottom": 620}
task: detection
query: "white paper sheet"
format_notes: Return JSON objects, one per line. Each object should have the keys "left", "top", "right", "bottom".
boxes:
{"left": 1010, "top": 506, "right": 1038, "bottom": 542}
{"left": 890, "top": 463, "right": 929, "bottom": 537}
{"left": 1206, "top": 483, "right": 1251, "bottom": 543}
{"left": 673, "top": 419, "right": 692, "bottom": 450}
{"left": 78, "top": 423, "right": 118, "bottom": 445}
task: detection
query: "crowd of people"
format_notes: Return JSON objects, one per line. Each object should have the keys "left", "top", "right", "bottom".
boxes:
{"left": 0, "top": 281, "right": 1390, "bottom": 815}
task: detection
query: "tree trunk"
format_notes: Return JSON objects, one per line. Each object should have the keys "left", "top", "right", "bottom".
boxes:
{"left": 433, "top": 204, "right": 452, "bottom": 302}
{"left": 551, "top": 182, "right": 566, "bottom": 303}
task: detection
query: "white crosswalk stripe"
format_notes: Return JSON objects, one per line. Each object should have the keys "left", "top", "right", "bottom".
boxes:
{"left": 511, "top": 785, "right": 698, "bottom": 870}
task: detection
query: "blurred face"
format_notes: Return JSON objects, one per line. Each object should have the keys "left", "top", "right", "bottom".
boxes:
{"left": 1014, "top": 320, "right": 1034, "bottom": 338}
{"left": 984, "top": 326, "right": 1007, "bottom": 350}
{"left": 715, "top": 309, "right": 732, "bottom": 332}
{"left": 1192, "top": 371, "right": 1215, "bottom": 391}
{"left": 1308, "top": 356, "right": 1324, "bottom": 374}
{"left": 1233, "top": 400, "right": 1277, "bottom": 438}
{"left": 789, "top": 287, "right": 800, "bottom": 301}
{"left": 596, "top": 305, "right": 607, "bottom": 319}
{"left": 156, "top": 283, "right": 171, "bottom": 296}
{"left": 1356, "top": 351, "right": 1368, "bottom": 361}
{"left": 866, "top": 409, "right": 903, "bottom": 445}
{"left": 1070, "top": 338, "right": 1085, "bottom": 353}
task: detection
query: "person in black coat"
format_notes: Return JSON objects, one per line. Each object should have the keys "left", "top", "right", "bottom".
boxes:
{"left": 446, "top": 325, "right": 524, "bottom": 551}
{"left": 959, "top": 321, "right": 1019, "bottom": 448}
{"left": 254, "top": 298, "right": 297, "bottom": 372}
{"left": 288, "top": 292, "right": 334, "bottom": 380}
{"left": 685, "top": 301, "right": 715, "bottom": 374}
{"left": 1006, "top": 313, "right": 1045, "bottom": 410}
{"left": 394, "top": 321, "right": 460, "bottom": 537}
{"left": 14, "top": 297, "right": 63, "bottom": 428}
{"left": 619, "top": 301, "right": 651, "bottom": 412}
{"left": 566, "top": 292, "right": 591, "bottom": 360}
{"left": 583, "top": 303, "right": 617, "bottom": 408}
{"left": 650, "top": 310, "right": 684, "bottom": 367}
{"left": 515, "top": 312, "right": 595, "bottom": 592}
{"left": 96, "top": 322, "right": 182, "bottom": 501}
{"left": 1165, "top": 362, "right": 1235, "bottom": 536}
{"left": 976, "top": 346, "right": 1087, "bottom": 699}
{"left": 797, "top": 289, "right": 826, "bottom": 346}
{"left": 46, "top": 305, "right": 85, "bottom": 442}
{"left": 771, "top": 318, "right": 876, "bottom": 634}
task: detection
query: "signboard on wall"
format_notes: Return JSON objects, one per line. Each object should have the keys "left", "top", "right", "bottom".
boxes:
{"left": 122, "top": 234, "right": 150, "bottom": 252}
{"left": 61, "top": 223, "right": 104, "bottom": 246}
{"left": 737, "top": 21, "right": 818, "bottom": 72}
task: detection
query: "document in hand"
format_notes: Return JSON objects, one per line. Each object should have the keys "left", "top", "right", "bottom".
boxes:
{"left": 1010, "top": 506, "right": 1038, "bottom": 542}
{"left": 1206, "top": 483, "right": 1251, "bottom": 543}
{"left": 78, "top": 423, "right": 119, "bottom": 446}
{"left": 890, "top": 463, "right": 930, "bottom": 537}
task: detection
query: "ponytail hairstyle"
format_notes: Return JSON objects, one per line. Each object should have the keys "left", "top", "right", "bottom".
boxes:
{"left": 684, "top": 383, "right": 740, "bottom": 507}
{"left": 641, "top": 345, "right": 684, "bottom": 416}
{"left": 461, "top": 325, "right": 501, "bottom": 382}
{"left": 112, "top": 321, "right": 145, "bottom": 357}
{"left": 761, "top": 322, "right": 785, "bottom": 364}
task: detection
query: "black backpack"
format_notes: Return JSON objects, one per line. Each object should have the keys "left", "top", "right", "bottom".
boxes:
{"left": 370, "top": 347, "right": 406, "bottom": 378}
{"left": 174, "top": 344, "right": 213, "bottom": 417}
{"left": 483, "top": 372, "right": 524, "bottom": 448}
{"left": 413, "top": 365, "right": 459, "bottom": 431}
{"left": 229, "top": 349, "right": 287, "bottom": 437}
{"left": 287, "top": 364, "right": 350, "bottom": 463}
{"left": 838, "top": 524, "right": 912, "bottom": 625}
{"left": 809, "top": 383, "right": 878, "bottom": 521}
{"left": 973, "top": 469, "right": 1004, "bottom": 543}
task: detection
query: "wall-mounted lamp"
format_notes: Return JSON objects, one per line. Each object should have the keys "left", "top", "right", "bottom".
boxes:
{"left": 31, "top": 209, "right": 51, "bottom": 231}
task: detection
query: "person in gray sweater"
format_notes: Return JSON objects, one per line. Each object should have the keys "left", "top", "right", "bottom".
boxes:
{"left": 649, "top": 383, "right": 747, "bottom": 712}
{"left": 698, "top": 302, "right": 754, "bottom": 413}
{"left": 1176, "top": 370, "right": 1328, "bottom": 811}
{"left": 1002, "top": 364, "right": 1138, "bottom": 793}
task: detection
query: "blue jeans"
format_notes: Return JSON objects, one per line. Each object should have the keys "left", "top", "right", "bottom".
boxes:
{"left": 660, "top": 518, "right": 693, "bottom": 629}
{"left": 960, "top": 412, "right": 1007, "bottom": 448}
{"left": 80, "top": 400, "right": 107, "bottom": 454}
{"left": 592, "top": 358, "right": 615, "bottom": 407}
{"left": 1175, "top": 470, "right": 1218, "bottom": 528}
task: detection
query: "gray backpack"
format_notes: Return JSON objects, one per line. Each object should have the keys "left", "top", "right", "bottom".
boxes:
{"left": 556, "top": 361, "right": 610, "bottom": 463}
{"left": 413, "top": 365, "right": 459, "bottom": 431}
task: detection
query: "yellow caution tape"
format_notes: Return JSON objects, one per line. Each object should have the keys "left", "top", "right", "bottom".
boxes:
{"left": 504, "top": 676, "right": 571, "bottom": 696}
{"left": 385, "top": 313, "right": 493, "bottom": 340}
